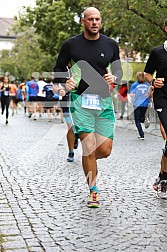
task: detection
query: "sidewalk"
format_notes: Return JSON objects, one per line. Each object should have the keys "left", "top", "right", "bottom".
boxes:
{"left": 115, "top": 115, "right": 162, "bottom": 138}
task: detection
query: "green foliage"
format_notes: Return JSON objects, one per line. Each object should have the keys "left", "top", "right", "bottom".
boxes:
{"left": 16, "top": 0, "right": 81, "bottom": 58}
{"left": 1, "top": 0, "right": 167, "bottom": 80}
{"left": 121, "top": 61, "right": 146, "bottom": 84}
{"left": 0, "top": 234, "right": 4, "bottom": 251}
{"left": 15, "top": 0, "right": 167, "bottom": 58}
{"left": 101, "top": 0, "right": 167, "bottom": 56}
{"left": 130, "top": 62, "right": 146, "bottom": 81}
{"left": 0, "top": 31, "right": 53, "bottom": 81}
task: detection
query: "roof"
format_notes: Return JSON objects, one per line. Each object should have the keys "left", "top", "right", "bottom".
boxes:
{"left": 0, "top": 17, "right": 16, "bottom": 38}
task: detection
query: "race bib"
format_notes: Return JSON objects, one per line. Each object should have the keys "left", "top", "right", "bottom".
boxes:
{"left": 4, "top": 90, "right": 9, "bottom": 96}
{"left": 82, "top": 94, "right": 102, "bottom": 110}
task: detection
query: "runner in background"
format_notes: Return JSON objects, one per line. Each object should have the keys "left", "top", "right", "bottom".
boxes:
{"left": 59, "top": 87, "right": 79, "bottom": 162}
{"left": 9, "top": 80, "right": 18, "bottom": 116}
{"left": 37, "top": 77, "right": 46, "bottom": 117}
{"left": 0, "top": 76, "right": 11, "bottom": 124}
{"left": 26, "top": 76, "right": 39, "bottom": 120}
{"left": 144, "top": 19, "right": 167, "bottom": 194}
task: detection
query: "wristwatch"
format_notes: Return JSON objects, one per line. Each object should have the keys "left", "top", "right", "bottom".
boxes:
{"left": 113, "top": 75, "right": 117, "bottom": 85}
{"left": 150, "top": 78, "right": 155, "bottom": 86}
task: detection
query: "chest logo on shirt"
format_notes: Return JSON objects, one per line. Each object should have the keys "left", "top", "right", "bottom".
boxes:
{"left": 30, "top": 83, "right": 36, "bottom": 89}
{"left": 100, "top": 53, "right": 104, "bottom": 57}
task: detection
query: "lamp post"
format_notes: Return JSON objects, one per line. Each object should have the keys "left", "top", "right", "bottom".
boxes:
{"left": 125, "top": 42, "right": 129, "bottom": 86}
{"left": 125, "top": 42, "right": 130, "bottom": 119}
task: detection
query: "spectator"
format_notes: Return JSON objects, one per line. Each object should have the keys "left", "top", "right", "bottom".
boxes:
{"left": 130, "top": 72, "right": 150, "bottom": 140}
{"left": 117, "top": 82, "right": 128, "bottom": 120}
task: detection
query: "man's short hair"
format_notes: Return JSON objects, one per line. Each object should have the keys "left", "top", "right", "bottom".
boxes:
{"left": 165, "top": 19, "right": 167, "bottom": 27}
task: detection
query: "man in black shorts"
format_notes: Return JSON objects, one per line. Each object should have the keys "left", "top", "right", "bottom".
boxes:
{"left": 54, "top": 7, "right": 122, "bottom": 207}
{"left": 144, "top": 19, "right": 167, "bottom": 194}
{"left": 59, "top": 89, "right": 79, "bottom": 162}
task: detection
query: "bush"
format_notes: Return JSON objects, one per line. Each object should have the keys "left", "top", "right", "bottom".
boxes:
{"left": 130, "top": 62, "right": 146, "bottom": 81}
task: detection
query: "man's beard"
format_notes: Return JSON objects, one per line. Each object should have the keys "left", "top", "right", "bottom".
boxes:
{"left": 85, "top": 27, "right": 99, "bottom": 36}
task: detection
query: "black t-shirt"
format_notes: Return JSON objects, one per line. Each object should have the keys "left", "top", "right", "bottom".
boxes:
{"left": 54, "top": 33, "right": 122, "bottom": 98}
{"left": 1, "top": 84, "right": 10, "bottom": 97}
{"left": 144, "top": 45, "right": 167, "bottom": 109}
{"left": 43, "top": 84, "right": 54, "bottom": 100}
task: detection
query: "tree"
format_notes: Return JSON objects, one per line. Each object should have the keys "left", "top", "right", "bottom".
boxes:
{"left": 100, "top": 0, "right": 167, "bottom": 57}
{"left": 14, "top": 0, "right": 167, "bottom": 60}
{"left": 16, "top": 0, "right": 81, "bottom": 58}
{"left": 0, "top": 31, "right": 53, "bottom": 81}
{"left": 5, "top": 0, "right": 167, "bottom": 80}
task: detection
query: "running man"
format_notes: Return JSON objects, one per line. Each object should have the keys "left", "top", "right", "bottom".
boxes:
{"left": 144, "top": 19, "right": 167, "bottom": 194}
{"left": 37, "top": 76, "right": 46, "bottom": 117}
{"left": 54, "top": 7, "right": 122, "bottom": 207}
{"left": 59, "top": 87, "right": 79, "bottom": 162}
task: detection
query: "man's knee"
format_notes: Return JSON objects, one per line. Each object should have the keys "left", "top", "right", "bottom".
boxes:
{"left": 102, "top": 148, "right": 111, "bottom": 158}
{"left": 96, "top": 147, "right": 112, "bottom": 158}
{"left": 82, "top": 143, "right": 96, "bottom": 156}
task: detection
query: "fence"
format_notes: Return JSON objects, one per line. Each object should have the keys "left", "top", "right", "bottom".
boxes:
{"left": 112, "top": 88, "right": 160, "bottom": 133}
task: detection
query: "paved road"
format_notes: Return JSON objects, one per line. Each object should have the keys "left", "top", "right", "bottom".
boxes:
{"left": 0, "top": 110, "right": 167, "bottom": 251}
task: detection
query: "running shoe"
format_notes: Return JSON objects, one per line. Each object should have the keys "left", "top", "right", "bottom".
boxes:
{"left": 67, "top": 152, "right": 74, "bottom": 162}
{"left": 87, "top": 192, "right": 99, "bottom": 208}
{"left": 28, "top": 113, "right": 32, "bottom": 118}
{"left": 157, "top": 180, "right": 167, "bottom": 199}
{"left": 138, "top": 136, "right": 144, "bottom": 140}
{"left": 153, "top": 177, "right": 161, "bottom": 191}
{"left": 117, "top": 115, "right": 123, "bottom": 120}
{"left": 161, "top": 180, "right": 167, "bottom": 193}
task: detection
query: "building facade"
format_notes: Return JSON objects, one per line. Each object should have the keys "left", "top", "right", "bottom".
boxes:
{"left": 0, "top": 17, "right": 16, "bottom": 51}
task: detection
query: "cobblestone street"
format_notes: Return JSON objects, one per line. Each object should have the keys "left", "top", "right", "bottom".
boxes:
{"left": 0, "top": 110, "right": 167, "bottom": 251}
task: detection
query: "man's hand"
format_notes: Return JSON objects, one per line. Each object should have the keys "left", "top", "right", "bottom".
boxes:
{"left": 103, "top": 67, "right": 116, "bottom": 85}
{"left": 59, "top": 88, "right": 66, "bottom": 97}
{"left": 153, "top": 78, "right": 164, "bottom": 88}
{"left": 65, "top": 76, "right": 77, "bottom": 91}
{"left": 52, "top": 84, "right": 59, "bottom": 93}
{"left": 148, "top": 85, "right": 154, "bottom": 99}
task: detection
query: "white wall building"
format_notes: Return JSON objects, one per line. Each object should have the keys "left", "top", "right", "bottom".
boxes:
{"left": 0, "top": 17, "right": 16, "bottom": 51}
